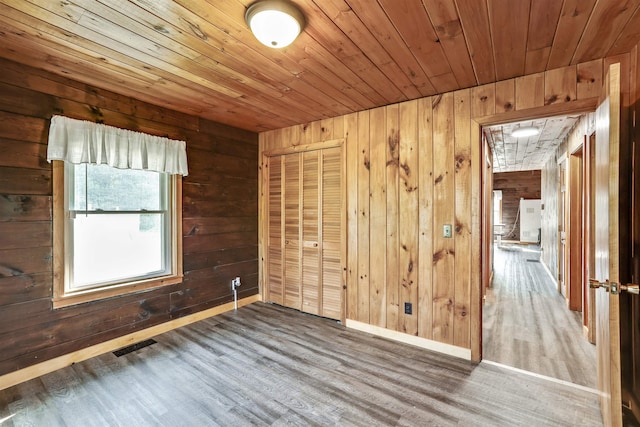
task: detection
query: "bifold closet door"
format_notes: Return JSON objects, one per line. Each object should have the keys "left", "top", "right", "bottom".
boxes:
{"left": 266, "top": 156, "right": 284, "bottom": 305}
{"left": 266, "top": 146, "right": 343, "bottom": 321}
{"left": 283, "top": 153, "right": 301, "bottom": 309}
{"left": 301, "top": 150, "right": 320, "bottom": 315}
{"left": 319, "top": 147, "right": 342, "bottom": 320}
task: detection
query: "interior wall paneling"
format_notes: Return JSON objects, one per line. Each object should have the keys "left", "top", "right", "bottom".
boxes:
{"left": 357, "top": 111, "right": 371, "bottom": 324}
{"left": 454, "top": 89, "right": 472, "bottom": 348}
{"left": 385, "top": 104, "right": 400, "bottom": 331}
{"left": 259, "top": 56, "right": 628, "bottom": 359}
{"left": 0, "top": 58, "right": 259, "bottom": 378}
{"left": 369, "top": 107, "right": 387, "bottom": 328}
{"left": 542, "top": 154, "right": 560, "bottom": 276}
{"left": 417, "top": 97, "right": 434, "bottom": 341}
{"left": 432, "top": 92, "right": 456, "bottom": 345}
{"left": 345, "top": 113, "right": 359, "bottom": 321}
{"left": 399, "top": 100, "right": 419, "bottom": 336}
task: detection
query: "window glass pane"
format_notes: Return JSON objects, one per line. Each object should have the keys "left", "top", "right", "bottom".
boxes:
{"left": 72, "top": 213, "right": 165, "bottom": 288}
{"left": 71, "top": 164, "right": 163, "bottom": 211}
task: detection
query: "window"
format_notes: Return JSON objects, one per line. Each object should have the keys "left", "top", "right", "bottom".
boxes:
{"left": 48, "top": 116, "right": 187, "bottom": 308}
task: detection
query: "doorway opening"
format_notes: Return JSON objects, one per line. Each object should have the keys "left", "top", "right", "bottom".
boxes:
{"left": 481, "top": 114, "right": 597, "bottom": 389}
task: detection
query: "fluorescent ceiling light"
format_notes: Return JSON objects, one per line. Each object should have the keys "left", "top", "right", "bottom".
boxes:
{"left": 511, "top": 126, "right": 540, "bottom": 138}
{"left": 245, "top": 1, "right": 305, "bottom": 49}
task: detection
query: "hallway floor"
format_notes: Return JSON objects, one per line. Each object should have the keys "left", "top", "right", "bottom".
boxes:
{"left": 483, "top": 243, "right": 597, "bottom": 389}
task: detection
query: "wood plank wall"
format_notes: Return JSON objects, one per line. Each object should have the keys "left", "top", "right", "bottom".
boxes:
{"left": 540, "top": 113, "right": 595, "bottom": 288}
{"left": 493, "top": 170, "right": 541, "bottom": 242}
{"left": 0, "top": 58, "right": 258, "bottom": 376}
{"left": 260, "top": 55, "right": 629, "bottom": 356}
{"left": 540, "top": 158, "right": 560, "bottom": 281}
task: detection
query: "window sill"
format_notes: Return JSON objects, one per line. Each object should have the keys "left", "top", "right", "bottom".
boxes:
{"left": 52, "top": 274, "right": 183, "bottom": 309}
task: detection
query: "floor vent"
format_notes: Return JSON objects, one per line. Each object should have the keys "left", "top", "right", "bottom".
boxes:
{"left": 526, "top": 259, "right": 540, "bottom": 263}
{"left": 113, "top": 339, "right": 157, "bottom": 357}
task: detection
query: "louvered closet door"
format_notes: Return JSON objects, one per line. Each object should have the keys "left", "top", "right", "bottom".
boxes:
{"left": 265, "top": 146, "right": 343, "bottom": 321}
{"left": 320, "top": 147, "right": 342, "bottom": 319}
{"left": 283, "top": 153, "right": 301, "bottom": 309}
{"left": 266, "top": 156, "right": 283, "bottom": 305}
{"left": 301, "top": 150, "right": 320, "bottom": 315}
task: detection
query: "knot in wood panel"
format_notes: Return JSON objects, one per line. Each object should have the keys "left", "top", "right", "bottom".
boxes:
{"left": 436, "top": 19, "right": 462, "bottom": 38}
{"left": 0, "top": 264, "right": 23, "bottom": 277}
{"left": 432, "top": 249, "right": 455, "bottom": 264}
{"left": 184, "top": 20, "right": 208, "bottom": 40}
{"left": 387, "top": 130, "right": 399, "bottom": 158}
{"left": 153, "top": 25, "right": 170, "bottom": 34}
{"left": 400, "top": 161, "right": 411, "bottom": 177}
{"left": 455, "top": 153, "right": 469, "bottom": 172}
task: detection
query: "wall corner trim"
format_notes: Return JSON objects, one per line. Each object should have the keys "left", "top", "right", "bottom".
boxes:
{"left": 0, "top": 294, "right": 261, "bottom": 391}
{"left": 345, "top": 319, "right": 472, "bottom": 360}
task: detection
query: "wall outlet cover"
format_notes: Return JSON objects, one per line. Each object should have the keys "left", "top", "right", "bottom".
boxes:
{"left": 404, "top": 302, "right": 412, "bottom": 315}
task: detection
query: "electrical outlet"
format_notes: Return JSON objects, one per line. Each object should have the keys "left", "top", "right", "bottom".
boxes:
{"left": 404, "top": 302, "right": 412, "bottom": 315}
{"left": 443, "top": 224, "right": 452, "bottom": 238}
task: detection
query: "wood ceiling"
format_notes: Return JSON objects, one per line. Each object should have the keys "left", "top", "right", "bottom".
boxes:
{"left": 0, "top": 0, "right": 640, "bottom": 132}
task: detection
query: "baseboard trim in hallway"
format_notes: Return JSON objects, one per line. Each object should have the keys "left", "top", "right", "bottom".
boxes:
{"left": 482, "top": 359, "right": 599, "bottom": 395}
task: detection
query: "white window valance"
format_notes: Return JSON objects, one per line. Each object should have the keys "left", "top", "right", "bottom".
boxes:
{"left": 46, "top": 115, "right": 189, "bottom": 176}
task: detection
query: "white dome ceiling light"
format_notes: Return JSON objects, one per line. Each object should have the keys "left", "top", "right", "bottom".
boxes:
{"left": 511, "top": 126, "right": 540, "bottom": 138}
{"left": 245, "top": 1, "right": 305, "bottom": 49}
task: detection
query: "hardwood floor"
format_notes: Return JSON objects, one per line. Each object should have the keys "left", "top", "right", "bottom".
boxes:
{"left": 483, "top": 243, "right": 597, "bottom": 388}
{"left": 1, "top": 302, "right": 601, "bottom": 426}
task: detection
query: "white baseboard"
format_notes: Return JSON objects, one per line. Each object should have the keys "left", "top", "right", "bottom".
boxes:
{"left": 346, "top": 319, "right": 472, "bottom": 360}
{"left": 0, "top": 294, "right": 261, "bottom": 391}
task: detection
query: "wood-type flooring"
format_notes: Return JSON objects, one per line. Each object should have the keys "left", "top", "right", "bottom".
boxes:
{"left": 483, "top": 243, "right": 597, "bottom": 388}
{"left": 1, "top": 301, "right": 601, "bottom": 426}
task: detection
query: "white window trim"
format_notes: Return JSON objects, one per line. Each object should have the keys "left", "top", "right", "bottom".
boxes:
{"left": 52, "top": 160, "right": 183, "bottom": 308}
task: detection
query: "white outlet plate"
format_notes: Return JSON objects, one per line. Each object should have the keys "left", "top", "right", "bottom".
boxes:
{"left": 443, "top": 224, "right": 452, "bottom": 238}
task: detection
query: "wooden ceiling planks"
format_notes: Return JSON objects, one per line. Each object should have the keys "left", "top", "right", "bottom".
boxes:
{"left": 487, "top": 0, "right": 530, "bottom": 81}
{"left": 524, "top": 0, "right": 563, "bottom": 74}
{"left": 454, "top": 0, "right": 495, "bottom": 85}
{"left": 346, "top": 0, "right": 436, "bottom": 97}
{"left": 0, "top": 0, "right": 639, "bottom": 132}
{"left": 421, "top": 0, "right": 476, "bottom": 88}
{"left": 572, "top": 0, "right": 640, "bottom": 64}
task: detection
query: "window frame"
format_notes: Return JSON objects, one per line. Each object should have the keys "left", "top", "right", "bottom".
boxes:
{"left": 52, "top": 160, "right": 183, "bottom": 308}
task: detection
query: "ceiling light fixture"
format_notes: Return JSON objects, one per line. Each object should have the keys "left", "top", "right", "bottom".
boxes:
{"left": 245, "top": 0, "right": 305, "bottom": 49}
{"left": 511, "top": 126, "right": 540, "bottom": 138}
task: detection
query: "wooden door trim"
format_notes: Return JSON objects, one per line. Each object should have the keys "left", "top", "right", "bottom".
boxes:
{"left": 471, "top": 98, "right": 599, "bottom": 362}
{"left": 474, "top": 98, "right": 598, "bottom": 127}
{"left": 568, "top": 147, "right": 584, "bottom": 312}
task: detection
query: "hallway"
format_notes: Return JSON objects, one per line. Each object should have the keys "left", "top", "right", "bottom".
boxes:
{"left": 483, "top": 243, "right": 597, "bottom": 388}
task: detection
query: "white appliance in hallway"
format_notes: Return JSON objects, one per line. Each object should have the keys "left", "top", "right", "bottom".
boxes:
{"left": 519, "top": 199, "right": 541, "bottom": 243}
